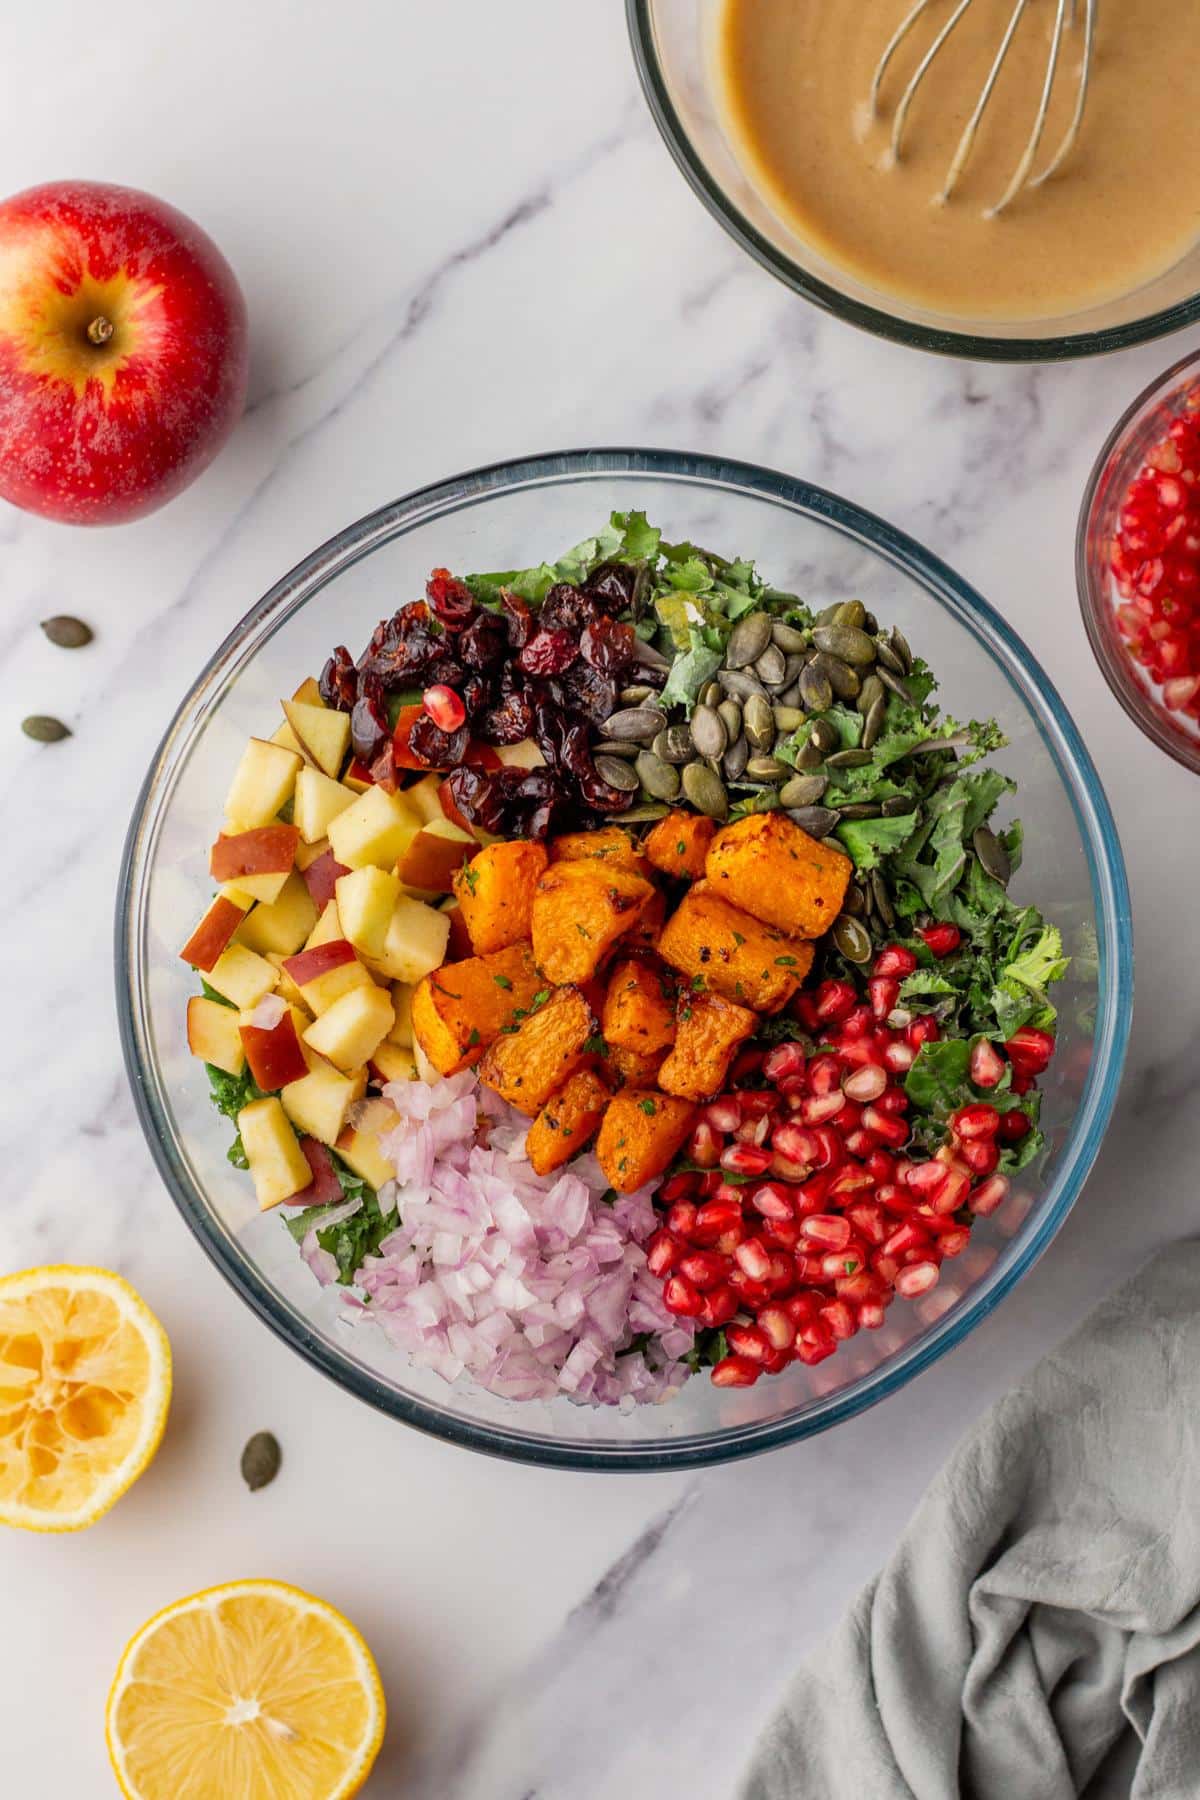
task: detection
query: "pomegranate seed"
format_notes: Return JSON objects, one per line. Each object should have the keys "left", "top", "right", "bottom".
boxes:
{"left": 838, "top": 1005, "right": 875, "bottom": 1042}
{"left": 832, "top": 1099, "right": 863, "bottom": 1133}
{"left": 762, "top": 1215, "right": 802, "bottom": 1251}
{"left": 1011, "top": 1072, "right": 1035, "bottom": 1096}
{"left": 711, "top": 1354, "right": 761, "bottom": 1388}
{"left": 882, "top": 1039, "right": 916, "bottom": 1073}
{"left": 704, "top": 1096, "right": 742, "bottom": 1134}
{"left": 678, "top": 1250, "right": 729, "bottom": 1291}
{"left": 727, "top": 1322, "right": 771, "bottom": 1363}
{"left": 842, "top": 1064, "right": 887, "bottom": 1103}
{"left": 748, "top": 1181, "right": 795, "bottom": 1221}
{"left": 960, "top": 1138, "right": 999, "bottom": 1177}
{"left": 801, "top": 1092, "right": 845, "bottom": 1127}
{"left": 735, "top": 1112, "right": 772, "bottom": 1147}
{"left": 901, "top": 1160, "right": 947, "bottom": 1198}
{"left": 698, "top": 1170, "right": 724, "bottom": 1196}
{"left": 693, "top": 1200, "right": 743, "bottom": 1244}
{"left": 740, "top": 1091, "right": 779, "bottom": 1120}
{"left": 873, "top": 945, "right": 918, "bottom": 978}
{"left": 801, "top": 1213, "right": 851, "bottom": 1251}
{"left": 807, "top": 1055, "right": 844, "bottom": 1096}
{"left": 727, "top": 1268, "right": 771, "bottom": 1306}
{"left": 872, "top": 1087, "right": 909, "bottom": 1116}
{"left": 665, "top": 1200, "right": 698, "bottom": 1239}
{"left": 820, "top": 1299, "right": 857, "bottom": 1341}
{"left": 882, "top": 1220, "right": 929, "bottom": 1258}
{"left": 969, "top": 1039, "right": 1005, "bottom": 1089}
{"left": 815, "top": 979, "right": 858, "bottom": 1023}
{"left": 734, "top": 1238, "right": 772, "bottom": 1281}
{"left": 771, "top": 1151, "right": 813, "bottom": 1181}
{"left": 422, "top": 683, "right": 466, "bottom": 732}
{"left": 757, "top": 1304, "right": 797, "bottom": 1351}
{"left": 858, "top": 1300, "right": 887, "bottom": 1330}
{"left": 868, "top": 976, "right": 900, "bottom": 1022}
{"left": 794, "top": 1252, "right": 833, "bottom": 1286}
{"left": 763, "top": 1042, "right": 808, "bottom": 1083}
{"left": 918, "top": 923, "right": 961, "bottom": 957}
{"left": 813, "top": 1127, "right": 845, "bottom": 1169}
{"left": 937, "top": 1226, "right": 971, "bottom": 1257}
{"left": 827, "top": 1166, "right": 874, "bottom": 1199}
{"left": 906, "top": 1015, "right": 940, "bottom": 1049}
{"left": 997, "top": 1110, "right": 1031, "bottom": 1144}
{"left": 846, "top": 1201, "right": 887, "bottom": 1245}
{"left": 662, "top": 1274, "right": 703, "bottom": 1317}
{"left": 715, "top": 1222, "right": 748, "bottom": 1255}
{"left": 698, "top": 1283, "right": 738, "bottom": 1328}
{"left": 969, "top": 1174, "right": 1011, "bottom": 1217}
{"left": 659, "top": 1171, "right": 702, "bottom": 1203}
{"left": 761, "top": 1346, "right": 791, "bottom": 1375}
{"left": 795, "top": 1323, "right": 836, "bottom": 1365}
{"left": 930, "top": 1166, "right": 971, "bottom": 1215}
{"left": 790, "top": 991, "right": 821, "bottom": 1031}
{"left": 873, "top": 1253, "right": 901, "bottom": 1284}
{"left": 1004, "top": 1027, "right": 1055, "bottom": 1075}
{"left": 861, "top": 1105, "right": 909, "bottom": 1148}
{"left": 783, "top": 1291, "right": 821, "bottom": 1326}
{"left": 895, "top": 1260, "right": 940, "bottom": 1298}
{"left": 645, "top": 1230, "right": 681, "bottom": 1278}
{"left": 730, "top": 1046, "right": 766, "bottom": 1083}
{"left": 771, "top": 1121, "right": 819, "bottom": 1164}
{"left": 721, "top": 1143, "right": 773, "bottom": 1176}
{"left": 864, "top": 1148, "right": 896, "bottom": 1184}
{"left": 950, "top": 1103, "right": 1001, "bottom": 1140}
{"left": 688, "top": 1121, "right": 721, "bottom": 1167}
{"left": 843, "top": 1127, "right": 877, "bottom": 1158}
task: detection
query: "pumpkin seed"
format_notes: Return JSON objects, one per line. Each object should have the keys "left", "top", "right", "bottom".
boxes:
{"left": 857, "top": 674, "right": 885, "bottom": 717}
{"left": 861, "top": 694, "right": 887, "bottom": 752}
{"left": 844, "top": 881, "right": 868, "bottom": 918}
{"left": 910, "top": 732, "right": 972, "bottom": 757}
{"left": 973, "top": 825, "right": 1012, "bottom": 884}
{"left": 815, "top": 601, "right": 841, "bottom": 626}
{"left": 780, "top": 772, "right": 829, "bottom": 808}
{"left": 593, "top": 740, "right": 640, "bottom": 759}
{"left": 595, "top": 754, "right": 641, "bottom": 792}
{"left": 862, "top": 611, "right": 879, "bottom": 635}
{"left": 618, "top": 683, "right": 655, "bottom": 706}
{"left": 811, "top": 651, "right": 860, "bottom": 701}
{"left": 22, "top": 715, "right": 71, "bottom": 742}
{"left": 700, "top": 679, "right": 723, "bottom": 708}
{"left": 833, "top": 599, "right": 867, "bottom": 630}
{"left": 622, "top": 802, "right": 671, "bottom": 822}
{"left": 657, "top": 725, "right": 695, "bottom": 764}
{"left": 718, "top": 667, "right": 767, "bottom": 701}
{"left": 792, "top": 740, "right": 824, "bottom": 771}
{"left": 41, "top": 615, "right": 93, "bottom": 649}
{"left": 725, "top": 611, "right": 772, "bottom": 668}
{"left": 690, "top": 704, "right": 728, "bottom": 760}
{"left": 881, "top": 794, "right": 916, "bottom": 817}
{"left": 832, "top": 914, "right": 873, "bottom": 963}
{"left": 634, "top": 639, "right": 671, "bottom": 670}
{"left": 601, "top": 706, "right": 665, "bottom": 742}
{"left": 837, "top": 800, "right": 883, "bottom": 819}
{"left": 723, "top": 735, "right": 750, "bottom": 780}
{"left": 772, "top": 705, "right": 805, "bottom": 733}
{"left": 786, "top": 805, "right": 840, "bottom": 838}
{"left": 770, "top": 621, "right": 809, "bottom": 653}
{"left": 809, "top": 718, "right": 840, "bottom": 755}
{"left": 753, "top": 644, "right": 787, "bottom": 687}
{"left": 782, "top": 652, "right": 809, "bottom": 687}
{"left": 826, "top": 748, "right": 873, "bottom": 768}
{"left": 744, "top": 755, "right": 788, "bottom": 783}
{"left": 778, "top": 682, "right": 802, "bottom": 709}
{"left": 877, "top": 667, "right": 915, "bottom": 706}
{"left": 241, "top": 1431, "right": 281, "bottom": 1493}
{"left": 681, "top": 761, "right": 728, "bottom": 819}
{"left": 891, "top": 626, "right": 914, "bottom": 672}
{"left": 875, "top": 636, "right": 906, "bottom": 675}
{"left": 743, "top": 693, "right": 776, "bottom": 749}
{"left": 635, "top": 750, "right": 681, "bottom": 801}
{"left": 811, "top": 622, "right": 877, "bottom": 666}
{"left": 870, "top": 869, "right": 896, "bottom": 930}
{"left": 717, "top": 698, "right": 742, "bottom": 741}
{"left": 799, "top": 664, "right": 833, "bottom": 713}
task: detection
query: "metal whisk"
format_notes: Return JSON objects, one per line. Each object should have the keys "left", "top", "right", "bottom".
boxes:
{"left": 869, "top": 0, "right": 1097, "bottom": 217}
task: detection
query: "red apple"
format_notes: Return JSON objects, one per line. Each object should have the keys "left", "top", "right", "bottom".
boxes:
{"left": 0, "top": 180, "right": 248, "bottom": 525}
{"left": 282, "top": 939, "right": 358, "bottom": 988}
{"left": 239, "top": 1009, "right": 309, "bottom": 1092}
{"left": 301, "top": 848, "right": 351, "bottom": 911}
{"left": 210, "top": 824, "right": 300, "bottom": 884}
{"left": 179, "top": 894, "right": 247, "bottom": 971}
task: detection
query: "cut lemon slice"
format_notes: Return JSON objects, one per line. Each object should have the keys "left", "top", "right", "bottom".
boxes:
{"left": 107, "top": 1579, "right": 386, "bottom": 1800}
{"left": 0, "top": 1264, "right": 171, "bottom": 1532}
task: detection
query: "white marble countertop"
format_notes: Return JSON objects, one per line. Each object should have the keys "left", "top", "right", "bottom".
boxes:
{"left": 2, "top": 3, "right": 1196, "bottom": 1794}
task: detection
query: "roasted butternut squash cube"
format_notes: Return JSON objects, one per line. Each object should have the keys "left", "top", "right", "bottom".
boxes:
{"left": 525, "top": 1068, "right": 611, "bottom": 1176}
{"left": 705, "top": 813, "right": 852, "bottom": 940}
{"left": 643, "top": 811, "right": 717, "bottom": 882}
{"left": 607, "top": 1043, "right": 668, "bottom": 1089}
{"left": 477, "top": 986, "right": 595, "bottom": 1116}
{"left": 658, "top": 991, "right": 757, "bottom": 1102}
{"left": 631, "top": 886, "right": 666, "bottom": 951}
{"left": 595, "top": 1091, "right": 697, "bottom": 1194}
{"left": 531, "top": 860, "right": 655, "bottom": 984}
{"left": 602, "top": 958, "right": 677, "bottom": 1057}
{"left": 452, "top": 839, "right": 548, "bottom": 954}
{"left": 657, "top": 883, "right": 813, "bottom": 1011}
{"left": 549, "top": 827, "right": 649, "bottom": 876}
{"left": 410, "top": 941, "right": 543, "bottom": 1076}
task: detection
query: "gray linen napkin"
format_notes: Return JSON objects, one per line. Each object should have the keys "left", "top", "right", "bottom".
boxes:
{"left": 739, "top": 1243, "right": 1200, "bottom": 1800}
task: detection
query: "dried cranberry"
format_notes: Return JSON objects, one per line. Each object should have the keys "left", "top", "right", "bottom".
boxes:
{"left": 462, "top": 674, "right": 488, "bottom": 719}
{"left": 407, "top": 711, "right": 469, "bottom": 769}
{"left": 481, "top": 690, "right": 533, "bottom": 745}
{"left": 557, "top": 661, "right": 617, "bottom": 725}
{"left": 539, "top": 582, "right": 597, "bottom": 635}
{"left": 320, "top": 646, "right": 357, "bottom": 712}
{"left": 581, "top": 615, "right": 636, "bottom": 675}
{"left": 459, "top": 610, "right": 509, "bottom": 670}
{"left": 510, "top": 768, "right": 567, "bottom": 842}
{"left": 350, "top": 675, "right": 390, "bottom": 763}
{"left": 580, "top": 763, "right": 635, "bottom": 815}
{"left": 369, "top": 737, "right": 398, "bottom": 793}
{"left": 501, "top": 590, "right": 532, "bottom": 649}
{"left": 585, "top": 561, "right": 637, "bottom": 613}
{"left": 446, "top": 766, "right": 508, "bottom": 834}
{"left": 517, "top": 629, "right": 578, "bottom": 676}
{"left": 425, "top": 567, "right": 476, "bottom": 630}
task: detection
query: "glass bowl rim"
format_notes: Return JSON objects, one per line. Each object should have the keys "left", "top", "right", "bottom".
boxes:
{"left": 116, "top": 446, "right": 1133, "bottom": 1471}
{"left": 625, "top": 0, "right": 1200, "bottom": 364}
{"left": 1076, "top": 343, "right": 1200, "bottom": 775}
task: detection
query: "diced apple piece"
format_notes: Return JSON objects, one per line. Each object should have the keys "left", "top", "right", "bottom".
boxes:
{"left": 335, "top": 1097, "right": 400, "bottom": 1188}
{"left": 210, "top": 825, "right": 300, "bottom": 893}
{"left": 282, "top": 699, "right": 351, "bottom": 779}
{"left": 292, "top": 676, "right": 323, "bottom": 706}
{"left": 404, "top": 773, "right": 446, "bottom": 826}
{"left": 370, "top": 1041, "right": 417, "bottom": 1085}
{"left": 180, "top": 894, "right": 250, "bottom": 972}
{"left": 363, "top": 895, "right": 451, "bottom": 985}
{"left": 270, "top": 718, "right": 302, "bottom": 755}
{"left": 295, "top": 836, "right": 331, "bottom": 872}
{"left": 186, "top": 995, "right": 246, "bottom": 1075}
{"left": 234, "top": 871, "right": 318, "bottom": 957}
{"left": 239, "top": 1003, "right": 311, "bottom": 1090}
{"left": 495, "top": 739, "right": 545, "bottom": 770}
{"left": 303, "top": 983, "right": 394, "bottom": 1073}
{"left": 294, "top": 767, "right": 357, "bottom": 845}
{"left": 302, "top": 848, "right": 350, "bottom": 910}
{"left": 400, "top": 819, "right": 475, "bottom": 895}
{"left": 389, "top": 983, "right": 414, "bottom": 1048}
{"left": 224, "top": 738, "right": 302, "bottom": 831}
{"left": 282, "top": 1057, "right": 367, "bottom": 1146}
{"left": 266, "top": 954, "right": 313, "bottom": 1016}
{"left": 329, "top": 785, "right": 422, "bottom": 871}
{"left": 238, "top": 1096, "right": 313, "bottom": 1210}
{"left": 335, "top": 866, "right": 402, "bottom": 958}
{"left": 305, "top": 900, "right": 344, "bottom": 950}
{"left": 342, "top": 759, "right": 374, "bottom": 793}
{"left": 283, "top": 939, "right": 375, "bottom": 1014}
{"left": 204, "top": 944, "right": 279, "bottom": 1011}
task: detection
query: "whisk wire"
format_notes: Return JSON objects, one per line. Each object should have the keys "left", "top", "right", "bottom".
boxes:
{"left": 941, "top": 0, "right": 1030, "bottom": 205}
{"left": 1029, "top": 0, "right": 1096, "bottom": 190}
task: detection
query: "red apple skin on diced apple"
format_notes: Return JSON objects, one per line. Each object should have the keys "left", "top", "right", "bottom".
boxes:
{"left": 239, "top": 1010, "right": 309, "bottom": 1091}
{"left": 179, "top": 895, "right": 245, "bottom": 971}
{"left": 443, "top": 904, "right": 474, "bottom": 962}
{"left": 284, "top": 1137, "right": 345, "bottom": 1206}
{"left": 210, "top": 824, "right": 300, "bottom": 883}
{"left": 400, "top": 830, "right": 473, "bottom": 894}
{"left": 0, "top": 181, "right": 248, "bottom": 525}
{"left": 302, "top": 849, "right": 350, "bottom": 910}
{"left": 282, "top": 939, "right": 358, "bottom": 988}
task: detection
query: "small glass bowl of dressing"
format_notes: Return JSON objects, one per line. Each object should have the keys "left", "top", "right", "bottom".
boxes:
{"left": 627, "top": 0, "right": 1200, "bottom": 361}
{"left": 1078, "top": 348, "right": 1200, "bottom": 775}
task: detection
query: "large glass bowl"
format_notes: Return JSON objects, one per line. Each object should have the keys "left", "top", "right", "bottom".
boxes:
{"left": 117, "top": 451, "right": 1132, "bottom": 1470}
{"left": 627, "top": 0, "right": 1200, "bottom": 362}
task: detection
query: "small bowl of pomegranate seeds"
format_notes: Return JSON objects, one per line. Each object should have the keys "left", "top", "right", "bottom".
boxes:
{"left": 1079, "top": 348, "right": 1200, "bottom": 774}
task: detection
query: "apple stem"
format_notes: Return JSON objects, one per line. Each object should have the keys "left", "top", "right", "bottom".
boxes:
{"left": 86, "top": 316, "right": 115, "bottom": 346}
